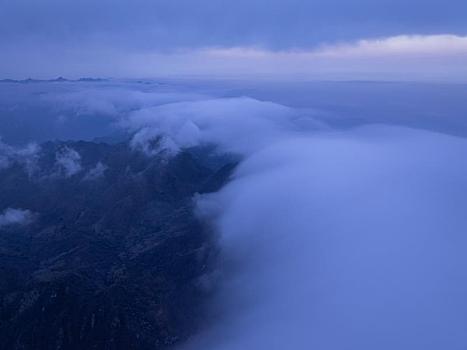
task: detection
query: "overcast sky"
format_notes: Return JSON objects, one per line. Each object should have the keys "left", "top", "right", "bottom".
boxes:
{"left": 1, "top": 0, "right": 467, "bottom": 80}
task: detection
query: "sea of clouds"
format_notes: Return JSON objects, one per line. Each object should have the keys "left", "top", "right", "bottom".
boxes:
{"left": 185, "top": 125, "right": 467, "bottom": 350}
{"left": 1, "top": 80, "right": 467, "bottom": 349}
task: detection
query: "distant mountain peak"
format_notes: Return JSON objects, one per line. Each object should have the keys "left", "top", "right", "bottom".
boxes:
{"left": 0, "top": 77, "right": 109, "bottom": 84}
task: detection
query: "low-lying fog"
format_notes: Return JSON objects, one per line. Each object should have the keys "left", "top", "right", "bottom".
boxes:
{"left": 1, "top": 79, "right": 467, "bottom": 349}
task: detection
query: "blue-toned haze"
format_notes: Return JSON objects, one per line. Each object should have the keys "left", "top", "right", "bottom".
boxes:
{"left": 1, "top": 1, "right": 467, "bottom": 349}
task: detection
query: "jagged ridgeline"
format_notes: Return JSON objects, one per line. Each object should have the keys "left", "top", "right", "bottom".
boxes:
{"left": 0, "top": 139, "right": 236, "bottom": 350}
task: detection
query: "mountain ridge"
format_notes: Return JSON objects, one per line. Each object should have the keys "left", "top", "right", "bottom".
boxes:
{"left": 0, "top": 138, "right": 236, "bottom": 350}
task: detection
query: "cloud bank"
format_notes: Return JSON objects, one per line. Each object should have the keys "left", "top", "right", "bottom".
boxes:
{"left": 182, "top": 126, "right": 467, "bottom": 350}
{"left": 126, "top": 97, "right": 320, "bottom": 156}
{"left": 79, "top": 86, "right": 467, "bottom": 349}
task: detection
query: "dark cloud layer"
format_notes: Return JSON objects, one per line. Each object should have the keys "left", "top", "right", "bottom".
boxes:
{"left": 2, "top": 0, "right": 467, "bottom": 51}
{"left": 2, "top": 0, "right": 467, "bottom": 79}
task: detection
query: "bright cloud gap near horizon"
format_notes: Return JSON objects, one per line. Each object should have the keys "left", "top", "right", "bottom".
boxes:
{"left": 205, "top": 34, "right": 467, "bottom": 57}
{"left": 3, "top": 34, "right": 467, "bottom": 81}
{"left": 126, "top": 34, "right": 467, "bottom": 82}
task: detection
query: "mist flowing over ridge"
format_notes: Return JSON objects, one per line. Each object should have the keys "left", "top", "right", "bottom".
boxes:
{"left": 98, "top": 81, "right": 467, "bottom": 349}
{"left": 183, "top": 125, "right": 467, "bottom": 349}
{"left": 1, "top": 79, "right": 467, "bottom": 349}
